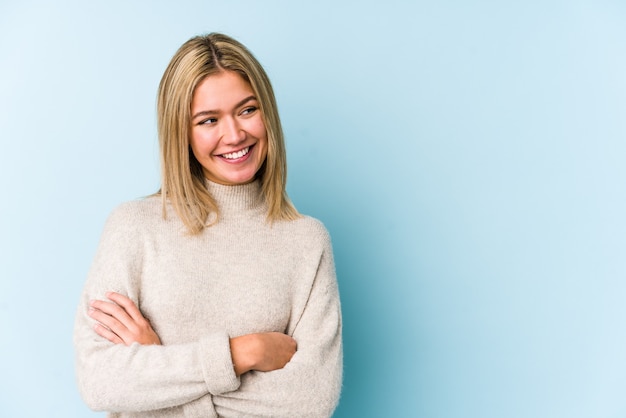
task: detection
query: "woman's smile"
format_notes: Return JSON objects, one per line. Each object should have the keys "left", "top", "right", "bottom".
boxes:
{"left": 219, "top": 145, "right": 252, "bottom": 161}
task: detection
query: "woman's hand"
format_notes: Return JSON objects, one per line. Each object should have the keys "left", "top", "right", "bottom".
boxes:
{"left": 230, "top": 332, "right": 297, "bottom": 376}
{"left": 89, "top": 292, "right": 161, "bottom": 346}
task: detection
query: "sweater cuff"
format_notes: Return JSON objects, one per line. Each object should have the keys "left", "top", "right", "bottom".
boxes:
{"left": 198, "top": 332, "right": 240, "bottom": 395}
{"left": 182, "top": 393, "right": 218, "bottom": 418}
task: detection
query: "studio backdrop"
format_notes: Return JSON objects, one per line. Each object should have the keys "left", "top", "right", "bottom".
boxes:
{"left": 1, "top": 1, "right": 625, "bottom": 417}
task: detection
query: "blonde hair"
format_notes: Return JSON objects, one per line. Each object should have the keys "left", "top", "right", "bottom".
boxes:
{"left": 156, "top": 33, "right": 299, "bottom": 234}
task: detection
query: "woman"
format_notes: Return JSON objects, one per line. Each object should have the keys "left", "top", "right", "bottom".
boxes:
{"left": 73, "top": 33, "right": 343, "bottom": 418}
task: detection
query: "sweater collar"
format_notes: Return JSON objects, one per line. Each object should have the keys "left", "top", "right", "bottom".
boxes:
{"left": 205, "top": 179, "right": 265, "bottom": 215}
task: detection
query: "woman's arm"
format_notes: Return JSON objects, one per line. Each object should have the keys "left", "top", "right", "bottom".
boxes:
{"left": 91, "top": 292, "right": 297, "bottom": 376}
{"left": 74, "top": 204, "right": 239, "bottom": 413}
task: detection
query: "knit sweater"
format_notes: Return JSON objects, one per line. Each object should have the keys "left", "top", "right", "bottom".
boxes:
{"left": 73, "top": 180, "right": 343, "bottom": 417}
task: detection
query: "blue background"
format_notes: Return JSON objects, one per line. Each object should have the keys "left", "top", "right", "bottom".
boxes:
{"left": 1, "top": 1, "right": 625, "bottom": 417}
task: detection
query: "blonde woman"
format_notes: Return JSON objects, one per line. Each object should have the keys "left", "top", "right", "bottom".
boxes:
{"left": 74, "top": 33, "right": 342, "bottom": 417}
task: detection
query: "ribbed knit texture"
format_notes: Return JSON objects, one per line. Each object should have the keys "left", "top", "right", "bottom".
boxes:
{"left": 74, "top": 180, "right": 343, "bottom": 417}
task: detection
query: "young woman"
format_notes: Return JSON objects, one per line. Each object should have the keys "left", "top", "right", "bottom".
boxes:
{"left": 74, "top": 33, "right": 343, "bottom": 417}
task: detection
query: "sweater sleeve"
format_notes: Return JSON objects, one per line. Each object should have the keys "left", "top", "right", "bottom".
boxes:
{"left": 212, "top": 225, "right": 343, "bottom": 418}
{"left": 73, "top": 204, "right": 240, "bottom": 413}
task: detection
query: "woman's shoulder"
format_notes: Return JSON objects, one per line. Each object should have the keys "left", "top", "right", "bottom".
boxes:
{"left": 278, "top": 215, "right": 332, "bottom": 247}
{"left": 294, "top": 214, "right": 329, "bottom": 233}
{"left": 104, "top": 195, "right": 163, "bottom": 229}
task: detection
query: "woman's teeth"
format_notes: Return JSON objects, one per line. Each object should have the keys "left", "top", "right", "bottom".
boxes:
{"left": 222, "top": 147, "right": 249, "bottom": 160}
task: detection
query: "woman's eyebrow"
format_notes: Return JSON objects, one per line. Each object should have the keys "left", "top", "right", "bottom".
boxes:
{"left": 192, "top": 95, "right": 257, "bottom": 120}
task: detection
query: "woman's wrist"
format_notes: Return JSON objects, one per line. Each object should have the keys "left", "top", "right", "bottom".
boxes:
{"left": 229, "top": 334, "right": 259, "bottom": 376}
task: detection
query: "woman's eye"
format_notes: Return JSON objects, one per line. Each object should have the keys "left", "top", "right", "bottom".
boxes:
{"left": 241, "top": 106, "right": 257, "bottom": 115}
{"left": 200, "top": 117, "right": 217, "bottom": 125}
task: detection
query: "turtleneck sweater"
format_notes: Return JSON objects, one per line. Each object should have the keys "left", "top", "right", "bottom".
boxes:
{"left": 73, "top": 181, "right": 343, "bottom": 418}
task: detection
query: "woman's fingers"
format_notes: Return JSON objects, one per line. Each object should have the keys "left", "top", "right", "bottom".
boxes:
{"left": 105, "top": 292, "right": 148, "bottom": 325}
{"left": 89, "top": 292, "right": 162, "bottom": 346}
{"left": 88, "top": 303, "right": 133, "bottom": 344}
{"left": 93, "top": 322, "right": 125, "bottom": 345}
{"left": 90, "top": 299, "right": 134, "bottom": 331}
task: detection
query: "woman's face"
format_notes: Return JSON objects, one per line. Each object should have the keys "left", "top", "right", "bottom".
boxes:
{"left": 189, "top": 71, "right": 268, "bottom": 185}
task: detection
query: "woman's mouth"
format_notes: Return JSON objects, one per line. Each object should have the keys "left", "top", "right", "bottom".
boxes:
{"left": 220, "top": 145, "right": 253, "bottom": 160}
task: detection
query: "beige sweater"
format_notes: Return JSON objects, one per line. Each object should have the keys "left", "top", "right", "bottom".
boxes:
{"left": 73, "top": 181, "right": 343, "bottom": 417}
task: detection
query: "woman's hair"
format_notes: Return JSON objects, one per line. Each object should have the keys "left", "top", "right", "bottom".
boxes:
{"left": 156, "top": 32, "right": 299, "bottom": 234}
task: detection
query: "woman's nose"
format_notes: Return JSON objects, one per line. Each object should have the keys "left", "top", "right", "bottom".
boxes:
{"left": 221, "top": 117, "right": 245, "bottom": 144}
